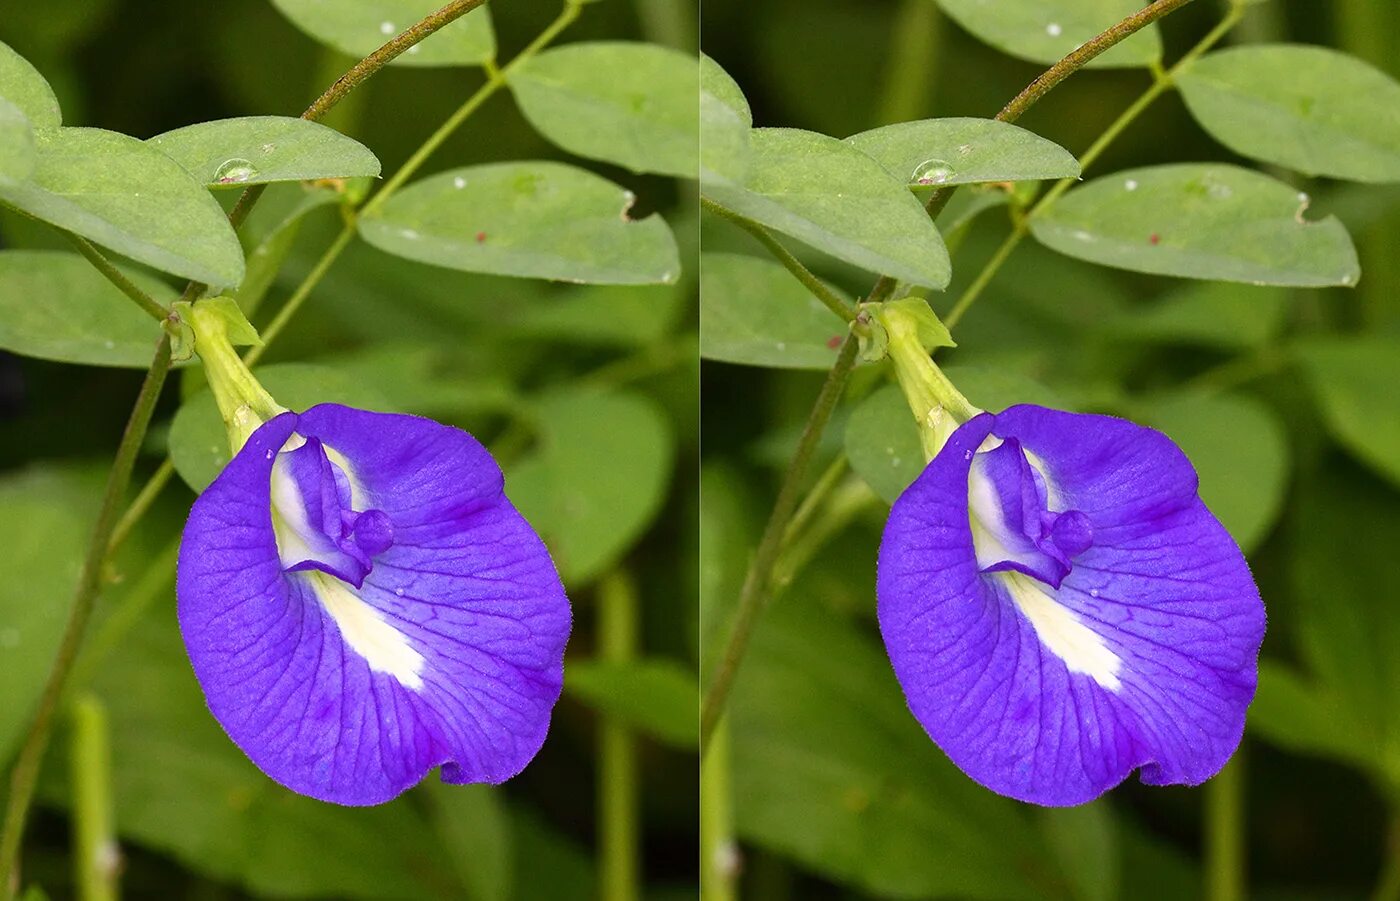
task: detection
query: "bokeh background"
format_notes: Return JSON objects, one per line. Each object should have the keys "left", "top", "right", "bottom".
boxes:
{"left": 0, "top": 1, "right": 699, "bottom": 898}
{"left": 700, "top": 0, "right": 1400, "bottom": 899}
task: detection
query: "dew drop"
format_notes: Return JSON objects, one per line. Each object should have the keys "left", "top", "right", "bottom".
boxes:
{"left": 265, "top": 449, "right": 274, "bottom": 460}
{"left": 453, "top": 176, "right": 467, "bottom": 189}
{"left": 380, "top": 20, "right": 396, "bottom": 34}
{"left": 214, "top": 158, "right": 258, "bottom": 184}
{"left": 1046, "top": 22, "right": 1063, "bottom": 36}
{"left": 1071, "top": 229, "right": 1096, "bottom": 242}
{"left": 912, "top": 158, "right": 955, "bottom": 186}
{"left": 407, "top": 45, "right": 421, "bottom": 55}
{"left": 395, "top": 588, "right": 405, "bottom": 597}
{"left": 399, "top": 227, "right": 420, "bottom": 240}
{"left": 1124, "top": 178, "right": 1138, "bottom": 191}
{"left": 1089, "top": 588, "right": 1099, "bottom": 598}
{"left": 103, "top": 340, "right": 115, "bottom": 349}
{"left": 1297, "top": 191, "right": 1310, "bottom": 204}
{"left": 1342, "top": 273, "right": 1356, "bottom": 286}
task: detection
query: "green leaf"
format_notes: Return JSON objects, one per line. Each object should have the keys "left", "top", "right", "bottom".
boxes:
{"left": 149, "top": 116, "right": 380, "bottom": 188}
{"left": 847, "top": 118, "right": 1079, "bottom": 189}
{"left": 933, "top": 0, "right": 1161, "bottom": 69}
{"left": 0, "top": 250, "right": 175, "bottom": 367}
{"left": 731, "top": 599, "right": 1048, "bottom": 898}
{"left": 565, "top": 658, "right": 697, "bottom": 747}
{"left": 1139, "top": 392, "right": 1288, "bottom": 553}
{"left": 702, "top": 128, "right": 951, "bottom": 288}
{"left": 700, "top": 252, "right": 849, "bottom": 369}
{"left": 509, "top": 42, "right": 698, "bottom": 178}
{"left": 46, "top": 608, "right": 456, "bottom": 898}
{"left": 422, "top": 782, "right": 513, "bottom": 901}
{"left": 359, "top": 162, "right": 681, "bottom": 285}
{"left": 1030, "top": 164, "right": 1360, "bottom": 287}
{"left": 0, "top": 127, "right": 246, "bottom": 288}
{"left": 507, "top": 389, "right": 673, "bottom": 586}
{"left": 506, "top": 283, "right": 685, "bottom": 347}
{"left": 168, "top": 363, "right": 396, "bottom": 492}
{"left": 0, "top": 96, "right": 35, "bottom": 184}
{"left": 1249, "top": 661, "right": 1375, "bottom": 775}
{"left": 1297, "top": 337, "right": 1400, "bottom": 488}
{"left": 1039, "top": 804, "right": 1119, "bottom": 901}
{"left": 269, "top": 0, "right": 494, "bottom": 67}
{"left": 700, "top": 54, "right": 751, "bottom": 187}
{"left": 1108, "top": 281, "right": 1289, "bottom": 350}
{"left": 0, "top": 466, "right": 101, "bottom": 762}
{"left": 0, "top": 39, "right": 61, "bottom": 128}
{"left": 1178, "top": 45, "right": 1400, "bottom": 183}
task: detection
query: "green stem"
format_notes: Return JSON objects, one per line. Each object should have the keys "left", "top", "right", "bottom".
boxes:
{"left": 700, "top": 197, "right": 857, "bottom": 322}
{"left": 630, "top": 0, "right": 694, "bottom": 49}
{"left": 244, "top": 223, "right": 357, "bottom": 367}
{"left": 699, "top": 716, "right": 737, "bottom": 901}
{"left": 1204, "top": 754, "right": 1245, "bottom": 901}
{"left": 69, "top": 695, "right": 117, "bottom": 901}
{"left": 877, "top": 0, "right": 943, "bottom": 125}
{"left": 66, "top": 235, "right": 168, "bottom": 322}
{"left": 944, "top": 226, "right": 1022, "bottom": 330}
{"left": 783, "top": 455, "right": 848, "bottom": 547}
{"left": 107, "top": 459, "right": 176, "bottom": 557}
{"left": 1373, "top": 811, "right": 1400, "bottom": 901}
{"left": 0, "top": 335, "right": 172, "bottom": 901}
{"left": 70, "top": 538, "right": 181, "bottom": 691}
{"left": 700, "top": 335, "right": 860, "bottom": 752}
{"left": 773, "top": 475, "right": 876, "bottom": 591}
{"left": 598, "top": 572, "right": 640, "bottom": 901}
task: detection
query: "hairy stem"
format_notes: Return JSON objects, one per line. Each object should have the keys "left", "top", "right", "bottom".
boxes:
{"left": 66, "top": 234, "right": 168, "bottom": 322}
{"left": 700, "top": 335, "right": 859, "bottom": 752}
{"left": 0, "top": 335, "right": 172, "bottom": 900}
{"left": 700, "top": 197, "right": 857, "bottom": 322}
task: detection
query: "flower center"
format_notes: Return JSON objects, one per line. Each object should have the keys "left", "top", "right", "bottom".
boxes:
{"left": 269, "top": 436, "right": 395, "bottom": 589}
{"left": 966, "top": 437, "right": 1093, "bottom": 590}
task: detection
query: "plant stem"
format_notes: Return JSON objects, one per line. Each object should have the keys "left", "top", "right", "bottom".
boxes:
{"left": 243, "top": 223, "right": 357, "bottom": 367}
{"left": 0, "top": 335, "right": 172, "bottom": 901}
{"left": 1204, "top": 754, "right": 1245, "bottom": 901}
{"left": 700, "top": 335, "right": 859, "bottom": 752}
{"left": 700, "top": 197, "right": 857, "bottom": 322}
{"left": 107, "top": 459, "right": 176, "bottom": 556}
{"left": 699, "top": 717, "right": 737, "bottom": 901}
{"left": 863, "top": 0, "right": 1202, "bottom": 308}
{"left": 69, "top": 695, "right": 117, "bottom": 901}
{"left": 878, "top": 0, "right": 943, "bottom": 125}
{"left": 66, "top": 235, "right": 168, "bottom": 322}
{"left": 598, "top": 571, "right": 640, "bottom": 901}
{"left": 945, "top": 226, "right": 1021, "bottom": 329}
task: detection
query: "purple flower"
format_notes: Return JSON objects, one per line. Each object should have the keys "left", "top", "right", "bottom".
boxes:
{"left": 177, "top": 404, "right": 570, "bottom": 806}
{"left": 876, "top": 405, "right": 1265, "bottom": 806}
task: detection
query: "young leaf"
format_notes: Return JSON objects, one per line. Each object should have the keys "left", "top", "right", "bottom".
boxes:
{"left": 0, "top": 127, "right": 246, "bottom": 288}
{"left": 1140, "top": 392, "right": 1288, "bottom": 553}
{"left": 1297, "top": 337, "right": 1400, "bottom": 489}
{"left": 934, "top": 0, "right": 1161, "bottom": 69}
{"left": 169, "top": 363, "right": 397, "bottom": 492}
{"left": 0, "top": 39, "right": 61, "bottom": 128}
{"left": 149, "top": 116, "right": 380, "bottom": 188}
{"left": 565, "top": 659, "right": 698, "bottom": 747}
{"left": 703, "top": 128, "right": 951, "bottom": 288}
{"left": 359, "top": 162, "right": 680, "bottom": 285}
{"left": 0, "top": 250, "right": 175, "bottom": 367}
{"left": 847, "top": 118, "right": 1079, "bottom": 189}
{"left": 1029, "top": 164, "right": 1360, "bottom": 287}
{"left": 269, "top": 0, "right": 494, "bottom": 67}
{"left": 0, "top": 96, "right": 35, "bottom": 184}
{"left": 507, "top": 389, "right": 673, "bottom": 586}
{"left": 1178, "top": 45, "right": 1400, "bottom": 183}
{"left": 509, "top": 42, "right": 699, "bottom": 178}
{"left": 700, "top": 53, "right": 751, "bottom": 187}
{"left": 700, "top": 252, "right": 849, "bottom": 370}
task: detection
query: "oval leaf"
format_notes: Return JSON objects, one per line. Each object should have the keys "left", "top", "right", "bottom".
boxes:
{"left": 700, "top": 54, "right": 751, "bottom": 187}
{"left": 847, "top": 118, "right": 1079, "bottom": 189}
{"left": 1140, "top": 392, "right": 1289, "bottom": 553}
{"left": 270, "top": 0, "right": 494, "bottom": 67}
{"left": 0, "top": 250, "right": 175, "bottom": 367}
{"left": 703, "top": 128, "right": 950, "bottom": 288}
{"left": 0, "top": 127, "right": 246, "bottom": 288}
{"left": 0, "top": 95, "right": 35, "bottom": 184}
{"left": 169, "top": 363, "right": 397, "bottom": 492}
{"left": 1178, "top": 45, "right": 1400, "bottom": 183}
{"left": 509, "top": 42, "right": 698, "bottom": 178}
{"left": 359, "top": 162, "right": 681, "bottom": 285}
{"left": 507, "top": 389, "right": 673, "bottom": 586}
{"left": 1297, "top": 337, "right": 1400, "bottom": 489}
{"left": 1029, "top": 164, "right": 1360, "bottom": 287}
{"left": 0, "top": 40, "right": 61, "bottom": 128}
{"left": 934, "top": 0, "right": 1161, "bottom": 69}
{"left": 700, "top": 252, "right": 849, "bottom": 369}
{"left": 149, "top": 116, "right": 380, "bottom": 188}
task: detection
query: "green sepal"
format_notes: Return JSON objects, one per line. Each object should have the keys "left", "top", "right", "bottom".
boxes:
{"left": 180, "top": 296, "right": 262, "bottom": 347}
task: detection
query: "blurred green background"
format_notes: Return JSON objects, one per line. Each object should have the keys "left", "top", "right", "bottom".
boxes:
{"left": 0, "top": 1, "right": 699, "bottom": 899}
{"left": 700, "top": 0, "right": 1400, "bottom": 899}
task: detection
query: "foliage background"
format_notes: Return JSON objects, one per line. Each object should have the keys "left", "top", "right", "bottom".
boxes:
{"left": 700, "top": 0, "right": 1400, "bottom": 899}
{"left": 0, "top": 1, "right": 699, "bottom": 899}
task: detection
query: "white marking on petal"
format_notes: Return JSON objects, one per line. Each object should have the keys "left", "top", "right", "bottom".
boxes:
{"left": 1001, "top": 571, "right": 1122, "bottom": 691}
{"left": 270, "top": 457, "right": 324, "bottom": 569}
{"left": 322, "top": 444, "right": 367, "bottom": 508}
{"left": 308, "top": 572, "right": 425, "bottom": 689}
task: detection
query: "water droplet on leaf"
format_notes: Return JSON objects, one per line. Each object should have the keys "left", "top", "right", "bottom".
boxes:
{"left": 1124, "top": 179, "right": 1138, "bottom": 191}
{"left": 1046, "top": 22, "right": 1063, "bottom": 36}
{"left": 380, "top": 21, "right": 396, "bottom": 34}
{"left": 912, "top": 159, "right": 955, "bottom": 186}
{"left": 214, "top": 158, "right": 258, "bottom": 184}
{"left": 453, "top": 176, "right": 467, "bottom": 189}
